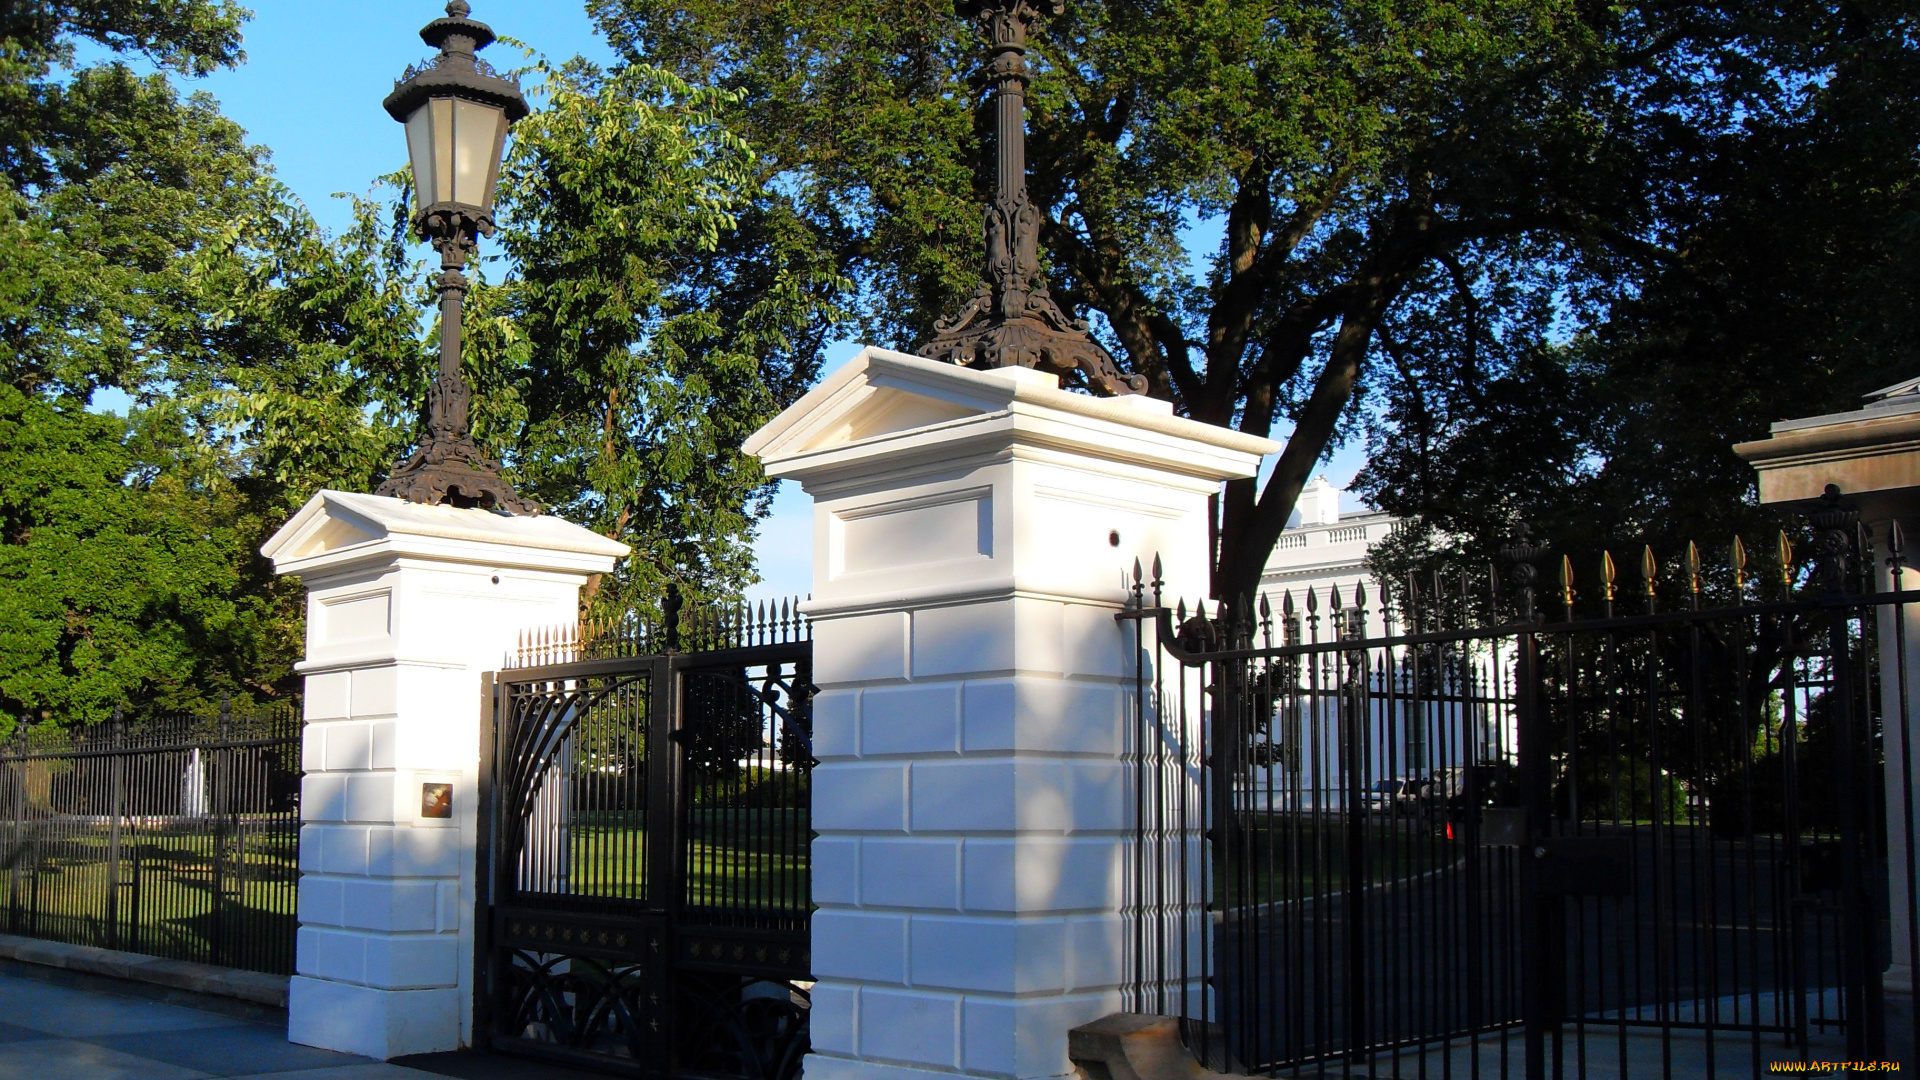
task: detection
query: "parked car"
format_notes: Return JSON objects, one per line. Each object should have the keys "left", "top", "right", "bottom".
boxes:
{"left": 1440, "top": 762, "right": 1520, "bottom": 833}
{"left": 1363, "top": 778, "right": 1425, "bottom": 816}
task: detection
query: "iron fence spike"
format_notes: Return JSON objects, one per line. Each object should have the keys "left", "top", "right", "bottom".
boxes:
{"left": 1642, "top": 545, "right": 1659, "bottom": 613}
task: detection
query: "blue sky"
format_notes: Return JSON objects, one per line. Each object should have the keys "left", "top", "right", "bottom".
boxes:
{"left": 174, "top": 1, "right": 619, "bottom": 237}
{"left": 119, "top": 0, "right": 1367, "bottom": 601}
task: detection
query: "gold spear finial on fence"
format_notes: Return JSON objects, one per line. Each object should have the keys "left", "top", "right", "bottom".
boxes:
{"left": 1559, "top": 554, "right": 1575, "bottom": 621}
{"left": 1777, "top": 530, "right": 1795, "bottom": 594}
{"left": 1732, "top": 535, "right": 1748, "bottom": 594}
{"left": 1641, "top": 545, "right": 1658, "bottom": 610}
{"left": 1685, "top": 540, "right": 1702, "bottom": 606}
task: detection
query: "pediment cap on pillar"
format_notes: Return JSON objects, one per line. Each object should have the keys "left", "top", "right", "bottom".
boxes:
{"left": 261, "top": 489, "right": 629, "bottom": 580}
{"left": 1735, "top": 386, "right": 1920, "bottom": 522}
{"left": 745, "top": 347, "right": 1277, "bottom": 488}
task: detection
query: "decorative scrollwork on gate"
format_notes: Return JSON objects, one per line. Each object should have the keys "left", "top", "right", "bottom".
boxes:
{"left": 498, "top": 671, "right": 648, "bottom": 872}
{"left": 497, "top": 949, "right": 664, "bottom": 1060}
{"left": 675, "top": 974, "right": 811, "bottom": 1080}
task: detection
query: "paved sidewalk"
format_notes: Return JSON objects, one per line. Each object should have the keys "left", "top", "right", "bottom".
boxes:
{"left": 0, "top": 966, "right": 436, "bottom": 1080}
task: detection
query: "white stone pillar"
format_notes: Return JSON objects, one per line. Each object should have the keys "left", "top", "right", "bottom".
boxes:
{"left": 746, "top": 349, "right": 1274, "bottom": 1080}
{"left": 261, "top": 491, "right": 627, "bottom": 1059}
{"left": 1738, "top": 400, "right": 1920, "bottom": 1010}
{"left": 1869, "top": 516, "right": 1920, "bottom": 997}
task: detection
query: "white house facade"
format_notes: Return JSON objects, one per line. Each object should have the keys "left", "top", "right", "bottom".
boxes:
{"left": 1248, "top": 477, "right": 1512, "bottom": 806}
{"left": 1256, "top": 475, "right": 1399, "bottom": 630}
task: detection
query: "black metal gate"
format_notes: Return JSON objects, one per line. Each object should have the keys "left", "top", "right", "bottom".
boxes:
{"left": 479, "top": 599, "right": 814, "bottom": 1080}
{"left": 1124, "top": 497, "right": 1907, "bottom": 1078}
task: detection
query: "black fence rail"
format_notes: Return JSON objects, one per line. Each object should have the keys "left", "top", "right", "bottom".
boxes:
{"left": 516, "top": 586, "right": 811, "bottom": 667}
{"left": 0, "top": 701, "right": 301, "bottom": 975}
{"left": 1123, "top": 497, "right": 1909, "bottom": 1079}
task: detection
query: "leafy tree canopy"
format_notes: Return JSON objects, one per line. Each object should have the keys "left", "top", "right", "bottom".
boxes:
{"left": 0, "top": 0, "right": 329, "bottom": 723}
{"left": 0, "top": 5, "right": 832, "bottom": 724}
{"left": 1354, "top": 0, "right": 1920, "bottom": 577}
{"left": 0, "top": 384, "right": 296, "bottom": 730}
{"left": 481, "top": 58, "right": 844, "bottom": 608}
{"left": 589, "top": 0, "right": 1916, "bottom": 601}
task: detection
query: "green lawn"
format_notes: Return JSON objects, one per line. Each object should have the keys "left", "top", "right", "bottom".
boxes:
{"left": 683, "top": 807, "right": 808, "bottom": 911}
{"left": 1, "top": 816, "right": 297, "bottom": 974}
{"left": 5, "top": 800, "right": 810, "bottom": 973}
{"left": 545, "top": 808, "right": 809, "bottom": 911}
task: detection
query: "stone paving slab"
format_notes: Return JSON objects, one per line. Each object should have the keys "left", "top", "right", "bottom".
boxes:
{"left": 393, "top": 1049, "right": 619, "bottom": 1078}
{"left": 0, "top": 934, "right": 289, "bottom": 1008}
{"left": 0, "top": 977, "right": 253, "bottom": 1037}
{"left": 87, "top": 1024, "right": 368, "bottom": 1076}
{"left": 239, "top": 1060, "right": 445, "bottom": 1068}
{"left": 0, "top": 967, "right": 442, "bottom": 1079}
{"left": 0, "top": 1036, "right": 216, "bottom": 1079}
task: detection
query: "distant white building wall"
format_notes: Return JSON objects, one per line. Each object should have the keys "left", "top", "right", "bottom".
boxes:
{"left": 1296, "top": 474, "right": 1343, "bottom": 527}
{"left": 1258, "top": 475, "right": 1397, "bottom": 630}
{"left": 1250, "top": 479, "right": 1516, "bottom": 791}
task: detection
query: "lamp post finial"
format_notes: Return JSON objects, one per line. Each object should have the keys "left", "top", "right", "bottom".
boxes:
{"left": 924, "top": 0, "right": 1145, "bottom": 396}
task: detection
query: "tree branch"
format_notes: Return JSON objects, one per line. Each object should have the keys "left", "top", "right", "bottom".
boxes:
{"left": 1193, "top": 174, "right": 1348, "bottom": 428}
{"left": 1045, "top": 221, "right": 1199, "bottom": 402}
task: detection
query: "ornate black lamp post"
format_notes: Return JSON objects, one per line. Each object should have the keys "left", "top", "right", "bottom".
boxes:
{"left": 925, "top": 0, "right": 1145, "bottom": 396}
{"left": 374, "top": 2, "right": 539, "bottom": 514}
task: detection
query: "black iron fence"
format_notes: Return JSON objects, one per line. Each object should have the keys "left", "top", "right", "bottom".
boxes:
{"left": 1123, "top": 498, "right": 1911, "bottom": 1079}
{"left": 0, "top": 701, "right": 301, "bottom": 975}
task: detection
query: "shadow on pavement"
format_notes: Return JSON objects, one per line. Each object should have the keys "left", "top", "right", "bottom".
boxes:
{"left": 395, "top": 1048, "right": 618, "bottom": 1079}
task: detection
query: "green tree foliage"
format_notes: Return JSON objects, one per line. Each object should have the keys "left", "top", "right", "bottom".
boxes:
{"left": 482, "top": 58, "right": 845, "bottom": 609}
{"left": 1353, "top": 0, "right": 1920, "bottom": 567}
{"left": 1, "top": 1, "right": 255, "bottom": 399}
{"left": 181, "top": 184, "right": 431, "bottom": 509}
{"left": 207, "top": 56, "right": 840, "bottom": 619}
{"left": 589, "top": 0, "right": 1915, "bottom": 601}
{"left": 0, "top": 384, "right": 282, "bottom": 729}
{"left": 0, "top": 0, "right": 322, "bottom": 724}
{"left": 0, "top": 7, "right": 833, "bottom": 724}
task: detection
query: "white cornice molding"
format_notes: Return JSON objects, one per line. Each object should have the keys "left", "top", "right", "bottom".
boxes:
{"left": 747, "top": 347, "right": 1276, "bottom": 488}
{"left": 261, "top": 490, "right": 629, "bottom": 580}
